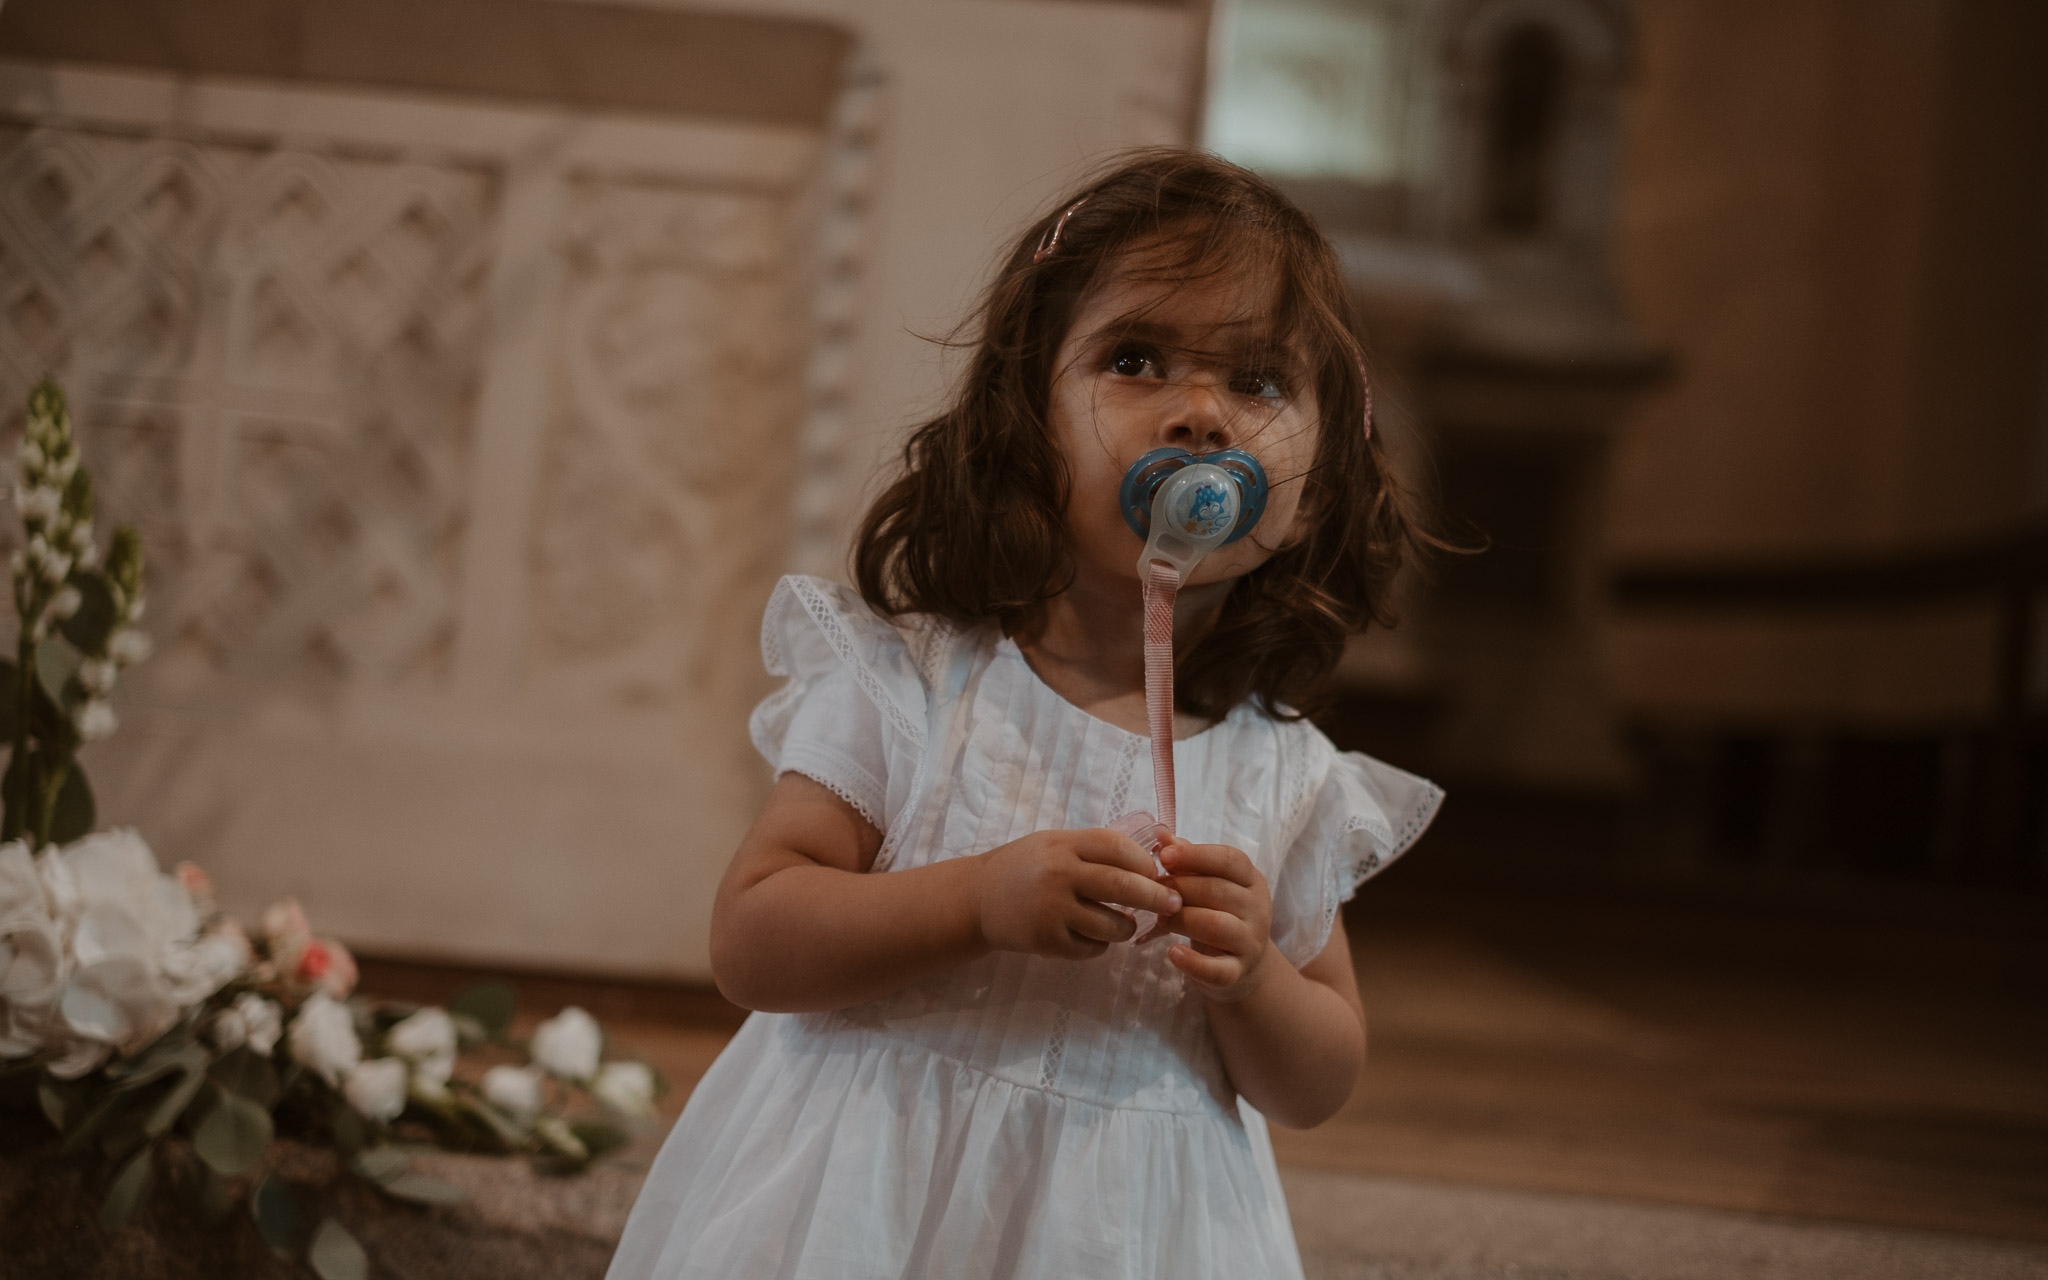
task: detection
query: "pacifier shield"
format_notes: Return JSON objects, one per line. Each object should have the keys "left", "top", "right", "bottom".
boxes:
{"left": 1118, "top": 447, "right": 1269, "bottom": 545}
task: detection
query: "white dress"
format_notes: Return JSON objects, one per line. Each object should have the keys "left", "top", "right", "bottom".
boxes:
{"left": 607, "top": 576, "right": 1444, "bottom": 1280}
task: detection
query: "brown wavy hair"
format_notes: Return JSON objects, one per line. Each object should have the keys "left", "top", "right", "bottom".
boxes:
{"left": 854, "top": 148, "right": 1431, "bottom": 720}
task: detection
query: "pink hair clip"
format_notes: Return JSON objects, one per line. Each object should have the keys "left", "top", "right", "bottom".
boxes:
{"left": 1033, "top": 196, "right": 1089, "bottom": 263}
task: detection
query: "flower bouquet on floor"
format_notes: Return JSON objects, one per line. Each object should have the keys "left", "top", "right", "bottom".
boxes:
{"left": 0, "top": 381, "right": 663, "bottom": 1278}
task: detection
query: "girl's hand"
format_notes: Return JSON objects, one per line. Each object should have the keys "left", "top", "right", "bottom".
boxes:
{"left": 1153, "top": 838, "right": 1274, "bottom": 1004}
{"left": 974, "top": 828, "right": 1183, "bottom": 959}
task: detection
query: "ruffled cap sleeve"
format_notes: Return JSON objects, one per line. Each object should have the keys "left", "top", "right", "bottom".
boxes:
{"left": 748, "top": 576, "right": 936, "bottom": 831}
{"left": 1267, "top": 740, "right": 1444, "bottom": 966}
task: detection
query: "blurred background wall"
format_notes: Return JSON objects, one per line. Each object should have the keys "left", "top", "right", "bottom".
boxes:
{"left": 0, "top": 0, "right": 2041, "bottom": 978}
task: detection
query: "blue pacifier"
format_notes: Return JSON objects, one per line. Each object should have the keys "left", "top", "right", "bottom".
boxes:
{"left": 1118, "top": 448, "right": 1269, "bottom": 580}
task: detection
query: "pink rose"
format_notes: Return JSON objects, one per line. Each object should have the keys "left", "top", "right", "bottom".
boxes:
{"left": 297, "top": 937, "right": 357, "bottom": 999}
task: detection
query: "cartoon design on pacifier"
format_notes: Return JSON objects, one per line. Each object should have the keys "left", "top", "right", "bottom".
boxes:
{"left": 1117, "top": 448, "right": 1269, "bottom": 582}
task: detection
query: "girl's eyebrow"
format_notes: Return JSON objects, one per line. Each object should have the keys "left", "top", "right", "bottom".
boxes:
{"left": 1092, "top": 316, "right": 1287, "bottom": 355}
{"left": 1091, "top": 316, "right": 1303, "bottom": 373}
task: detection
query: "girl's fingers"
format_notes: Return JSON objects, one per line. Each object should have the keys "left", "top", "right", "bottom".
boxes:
{"left": 1167, "top": 944, "right": 1238, "bottom": 988}
{"left": 1067, "top": 901, "right": 1139, "bottom": 945}
{"left": 1073, "top": 863, "right": 1182, "bottom": 917}
{"left": 1163, "top": 872, "right": 1249, "bottom": 917}
{"left": 1174, "top": 905, "right": 1250, "bottom": 955}
{"left": 1159, "top": 840, "right": 1258, "bottom": 888}
{"left": 1077, "top": 829, "right": 1162, "bottom": 878}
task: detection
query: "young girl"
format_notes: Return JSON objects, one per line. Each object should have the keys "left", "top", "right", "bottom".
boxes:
{"left": 607, "top": 149, "right": 1443, "bottom": 1280}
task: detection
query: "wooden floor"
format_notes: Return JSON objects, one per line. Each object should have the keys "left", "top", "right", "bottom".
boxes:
{"left": 359, "top": 879, "right": 2048, "bottom": 1246}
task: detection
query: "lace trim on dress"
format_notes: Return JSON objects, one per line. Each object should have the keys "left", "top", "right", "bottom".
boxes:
{"left": 1309, "top": 780, "right": 1446, "bottom": 952}
{"left": 764, "top": 576, "right": 927, "bottom": 749}
{"left": 781, "top": 740, "right": 887, "bottom": 829}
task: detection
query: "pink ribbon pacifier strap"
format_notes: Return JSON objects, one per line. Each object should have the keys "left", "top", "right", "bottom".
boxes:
{"left": 1142, "top": 560, "right": 1179, "bottom": 834}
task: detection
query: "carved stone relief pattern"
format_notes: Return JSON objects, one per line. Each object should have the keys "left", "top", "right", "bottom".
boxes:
{"left": 788, "top": 58, "right": 887, "bottom": 579}
{"left": 0, "top": 121, "right": 495, "bottom": 703}
{"left": 526, "top": 176, "right": 807, "bottom": 714}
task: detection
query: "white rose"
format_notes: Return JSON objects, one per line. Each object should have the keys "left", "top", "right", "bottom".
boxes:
{"left": 161, "top": 923, "right": 251, "bottom": 1005}
{"left": 288, "top": 992, "right": 361, "bottom": 1085}
{"left": 530, "top": 1006, "right": 601, "bottom": 1080}
{"left": 591, "top": 1060, "right": 657, "bottom": 1119}
{"left": 342, "top": 1057, "right": 408, "bottom": 1122}
{"left": 386, "top": 1007, "right": 457, "bottom": 1084}
{"left": 57, "top": 955, "right": 179, "bottom": 1056}
{"left": 481, "top": 1063, "right": 543, "bottom": 1117}
{"left": 0, "top": 916, "right": 66, "bottom": 1009}
{"left": 77, "top": 701, "right": 117, "bottom": 741}
{"left": 0, "top": 842, "right": 63, "bottom": 1011}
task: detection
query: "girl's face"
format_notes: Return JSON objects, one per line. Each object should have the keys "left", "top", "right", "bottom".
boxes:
{"left": 1049, "top": 252, "right": 1321, "bottom": 591}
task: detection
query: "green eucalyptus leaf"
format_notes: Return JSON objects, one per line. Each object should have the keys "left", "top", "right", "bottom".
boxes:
{"left": 569, "top": 1120, "right": 630, "bottom": 1161}
{"left": 63, "top": 464, "right": 93, "bottom": 523}
{"left": 329, "top": 1099, "right": 367, "bottom": 1156}
{"left": 35, "top": 633, "right": 77, "bottom": 707}
{"left": 454, "top": 1093, "right": 526, "bottom": 1148}
{"left": 62, "top": 1090, "right": 134, "bottom": 1156}
{"left": 194, "top": 1090, "right": 273, "bottom": 1176}
{"left": 180, "top": 1163, "right": 236, "bottom": 1225}
{"left": 350, "top": 1147, "right": 410, "bottom": 1184}
{"left": 59, "top": 571, "right": 117, "bottom": 652}
{"left": 251, "top": 1173, "right": 306, "bottom": 1255}
{"left": 309, "top": 1217, "right": 369, "bottom": 1280}
{"left": 449, "top": 982, "right": 516, "bottom": 1040}
{"left": 99, "top": 1144, "right": 154, "bottom": 1232}
{"left": 37, "top": 1077, "right": 71, "bottom": 1131}
{"left": 49, "top": 762, "right": 93, "bottom": 844}
{"left": 143, "top": 1049, "right": 213, "bottom": 1138}
{"left": 209, "top": 1047, "right": 281, "bottom": 1110}
{"left": 378, "top": 1171, "right": 465, "bottom": 1205}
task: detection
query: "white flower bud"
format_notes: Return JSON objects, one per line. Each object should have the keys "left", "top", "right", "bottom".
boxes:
{"left": 50, "top": 585, "right": 80, "bottom": 620}
{"left": 68, "top": 521, "right": 92, "bottom": 551}
{"left": 23, "top": 487, "right": 61, "bottom": 524}
{"left": 591, "top": 1060, "right": 658, "bottom": 1119}
{"left": 76, "top": 700, "right": 117, "bottom": 741}
{"left": 10, "top": 550, "right": 25, "bottom": 578}
{"left": 481, "top": 1064, "right": 543, "bottom": 1117}
{"left": 40, "top": 551, "right": 71, "bottom": 584}
{"left": 343, "top": 1058, "right": 409, "bottom": 1122}
{"left": 78, "top": 658, "right": 117, "bottom": 695}
{"left": 530, "top": 1006, "right": 602, "bottom": 1080}
{"left": 108, "top": 628, "right": 152, "bottom": 665}
{"left": 288, "top": 992, "right": 362, "bottom": 1085}
{"left": 27, "top": 535, "right": 48, "bottom": 564}
{"left": 18, "top": 440, "right": 43, "bottom": 473}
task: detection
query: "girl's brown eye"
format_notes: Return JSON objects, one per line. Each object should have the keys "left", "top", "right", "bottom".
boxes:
{"left": 1231, "top": 370, "right": 1287, "bottom": 401}
{"left": 1110, "top": 348, "right": 1157, "bottom": 378}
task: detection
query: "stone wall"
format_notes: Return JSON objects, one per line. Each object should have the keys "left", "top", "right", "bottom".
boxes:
{"left": 0, "top": 0, "right": 1206, "bottom": 978}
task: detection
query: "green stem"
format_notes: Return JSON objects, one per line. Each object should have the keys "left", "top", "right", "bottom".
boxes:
{"left": 36, "top": 754, "right": 68, "bottom": 850}
{"left": 9, "top": 629, "right": 31, "bottom": 845}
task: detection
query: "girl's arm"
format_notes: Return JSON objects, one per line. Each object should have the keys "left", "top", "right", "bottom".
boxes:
{"left": 1154, "top": 840, "right": 1367, "bottom": 1129}
{"left": 710, "top": 773, "right": 1183, "bottom": 1013}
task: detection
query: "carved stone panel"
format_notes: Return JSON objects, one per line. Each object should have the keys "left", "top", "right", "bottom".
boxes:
{"left": 0, "top": 62, "right": 840, "bottom": 978}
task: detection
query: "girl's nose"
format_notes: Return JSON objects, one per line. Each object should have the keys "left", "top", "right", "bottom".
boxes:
{"left": 1160, "top": 378, "right": 1233, "bottom": 453}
